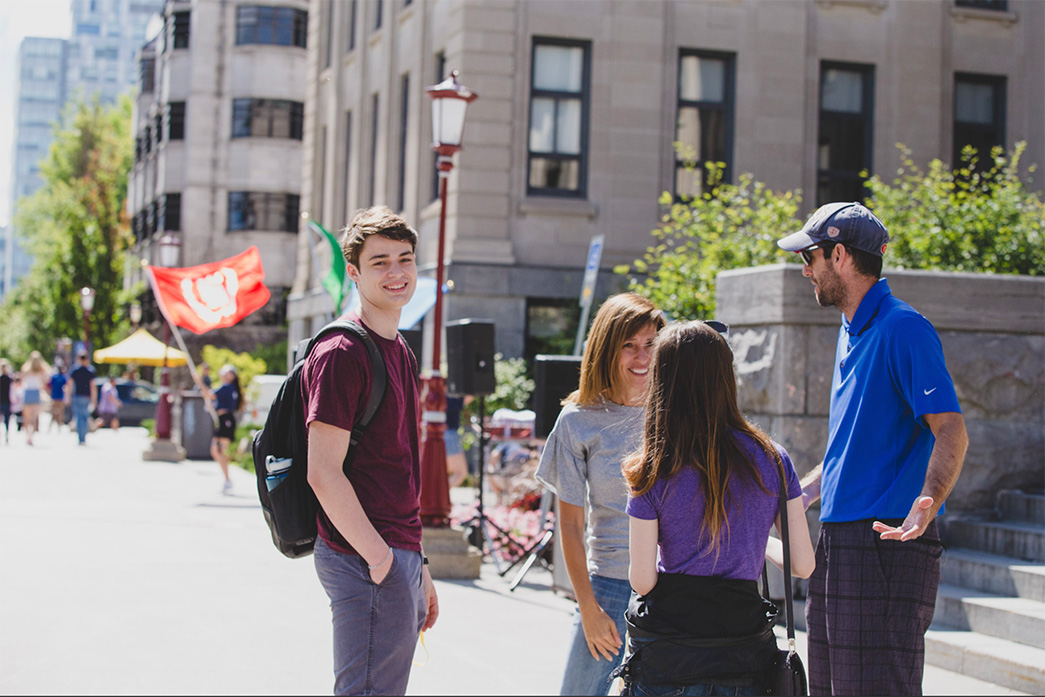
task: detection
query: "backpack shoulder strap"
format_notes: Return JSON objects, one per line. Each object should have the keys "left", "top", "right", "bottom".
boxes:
{"left": 303, "top": 320, "right": 387, "bottom": 446}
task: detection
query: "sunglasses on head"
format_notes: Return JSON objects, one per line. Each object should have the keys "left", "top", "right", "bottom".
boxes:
{"left": 705, "top": 320, "right": 730, "bottom": 341}
{"left": 799, "top": 242, "right": 837, "bottom": 266}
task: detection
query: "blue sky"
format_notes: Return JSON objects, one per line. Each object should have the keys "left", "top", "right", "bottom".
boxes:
{"left": 0, "top": 0, "right": 73, "bottom": 227}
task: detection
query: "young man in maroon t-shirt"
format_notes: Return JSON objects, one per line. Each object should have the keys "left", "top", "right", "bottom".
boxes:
{"left": 302, "top": 206, "right": 438, "bottom": 696}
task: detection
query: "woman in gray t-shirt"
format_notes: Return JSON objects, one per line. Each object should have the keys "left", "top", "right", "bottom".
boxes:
{"left": 535, "top": 293, "right": 665, "bottom": 696}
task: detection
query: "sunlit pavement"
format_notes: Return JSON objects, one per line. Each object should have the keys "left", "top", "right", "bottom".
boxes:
{"left": 0, "top": 422, "right": 1026, "bottom": 695}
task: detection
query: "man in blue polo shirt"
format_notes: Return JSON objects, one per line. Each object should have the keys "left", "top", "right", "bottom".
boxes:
{"left": 778, "top": 202, "right": 968, "bottom": 696}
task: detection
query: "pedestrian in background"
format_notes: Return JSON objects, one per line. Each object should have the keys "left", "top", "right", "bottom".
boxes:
{"left": 777, "top": 202, "right": 968, "bottom": 696}
{"left": 196, "top": 364, "right": 243, "bottom": 494}
{"left": 618, "top": 320, "right": 815, "bottom": 695}
{"left": 0, "top": 359, "right": 12, "bottom": 444}
{"left": 94, "top": 376, "right": 123, "bottom": 432}
{"left": 48, "top": 362, "right": 68, "bottom": 432}
{"left": 66, "top": 352, "right": 97, "bottom": 445}
{"left": 535, "top": 292, "right": 666, "bottom": 696}
{"left": 20, "top": 351, "right": 50, "bottom": 446}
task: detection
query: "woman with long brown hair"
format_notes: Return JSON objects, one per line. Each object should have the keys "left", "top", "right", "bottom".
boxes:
{"left": 20, "top": 351, "right": 51, "bottom": 446}
{"left": 618, "top": 320, "right": 815, "bottom": 696}
{"left": 535, "top": 293, "right": 666, "bottom": 696}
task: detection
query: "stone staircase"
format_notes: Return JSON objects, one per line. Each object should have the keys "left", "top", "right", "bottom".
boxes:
{"left": 930, "top": 489, "right": 1045, "bottom": 694}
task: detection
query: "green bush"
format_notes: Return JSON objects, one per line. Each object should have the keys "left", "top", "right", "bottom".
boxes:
{"left": 200, "top": 346, "right": 268, "bottom": 405}
{"left": 865, "top": 142, "right": 1043, "bottom": 276}
{"left": 616, "top": 162, "right": 800, "bottom": 320}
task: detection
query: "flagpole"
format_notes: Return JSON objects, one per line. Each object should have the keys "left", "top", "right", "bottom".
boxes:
{"left": 166, "top": 319, "right": 219, "bottom": 427}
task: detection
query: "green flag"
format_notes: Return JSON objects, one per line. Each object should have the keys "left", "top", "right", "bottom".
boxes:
{"left": 310, "top": 220, "right": 348, "bottom": 313}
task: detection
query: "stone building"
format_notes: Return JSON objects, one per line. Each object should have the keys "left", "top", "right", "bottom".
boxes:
{"left": 288, "top": 0, "right": 1043, "bottom": 365}
{"left": 126, "top": 0, "right": 309, "bottom": 353}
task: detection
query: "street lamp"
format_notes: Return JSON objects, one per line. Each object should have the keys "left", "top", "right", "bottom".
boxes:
{"left": 154, "top": 233, "right": 181, "bottom": 443}
{"left": 80, "top": 287, "right": 96, "bottom": 352}
{"left": 419, "top": 71, "right": 478, "bottom": 527}
{"left": 130, "top": 302, "right": 142, "bottom": 330}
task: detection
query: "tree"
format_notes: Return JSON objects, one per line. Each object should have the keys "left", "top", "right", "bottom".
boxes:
{"left": 0, "top": 96, "right": 137, "bottom": 361}
{"left": 865, "top": 142, "right": 1043, "bottom": 276}
{"left": 615, "top": 163, "right": 800, "bottom": 320}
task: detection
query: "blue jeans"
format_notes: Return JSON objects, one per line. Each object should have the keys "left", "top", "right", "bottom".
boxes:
{"left": 72, "top": 396, "right": 91, "bottom": 443}
{"left": 313, "top": 537, "right": 426, "bottom": 696}
{"left": 561, "top": 574, "right": 631, "bottom": 696}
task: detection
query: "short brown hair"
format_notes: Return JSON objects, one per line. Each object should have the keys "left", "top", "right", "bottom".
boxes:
{"left": 340, "top": 206, "right": 418, "bottom": 269}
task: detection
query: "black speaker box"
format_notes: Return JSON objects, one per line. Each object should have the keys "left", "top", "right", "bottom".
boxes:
{"left": 534, "top": 355, "right": 582, "bottom": 439}
{"left": 400, "top": 328, "right": 423, "bottom": 372}
{"left": 445, "top": 319, "right": 496, "bottom": 396}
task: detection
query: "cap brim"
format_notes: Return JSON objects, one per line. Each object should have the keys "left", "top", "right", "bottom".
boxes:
{"left": 777, "top": 229, "right": 816, "bottom": 252}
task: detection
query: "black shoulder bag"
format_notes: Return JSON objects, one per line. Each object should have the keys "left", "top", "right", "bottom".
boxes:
{"left": 760, "top": 468, "right": 809, "bottom": 696}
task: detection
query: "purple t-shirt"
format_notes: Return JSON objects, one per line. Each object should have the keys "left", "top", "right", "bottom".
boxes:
{"left": 626, "top": 432, "right": 801, "bottom": 581}
{"left": 300, "top": 316, "right": 421, "bottom": 555}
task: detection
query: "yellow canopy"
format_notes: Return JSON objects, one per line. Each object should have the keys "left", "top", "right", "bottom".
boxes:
{"left": 93, "top": 328, "right": 189, "bottom": 367}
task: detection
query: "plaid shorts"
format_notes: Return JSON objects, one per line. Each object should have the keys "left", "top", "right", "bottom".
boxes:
{"left": 805, "top": 519, "right": 942, "bottom": 696}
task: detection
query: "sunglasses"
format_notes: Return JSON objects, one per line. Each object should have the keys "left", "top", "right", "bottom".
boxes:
{"left": 705, "top": 320, "right": 730, "bottom": 341}
{"left": 798, "top": 242, "right": 837, "bottom": 266}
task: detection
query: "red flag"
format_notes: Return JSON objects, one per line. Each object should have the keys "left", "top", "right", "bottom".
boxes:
{"left": 148, "top": 246, "right": 271, "bottom": 335}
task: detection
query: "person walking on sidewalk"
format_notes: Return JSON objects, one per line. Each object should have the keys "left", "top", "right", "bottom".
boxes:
{"left": 0, "top": 359, "right": 12, "bottom": 443}
{"left": 195, "top": 365, "right": 243, "bottom": 493}
{"left": 618, "top": 320, "right": 815, "bottom": 696}
{"left": 302, "top": 206, "right": 438, "bottom": 696}
{"left": 67, "top": 353, "right": 97, "bottom": 445}
{"left": 94, "top": 376, "right": 123, "bottom": 432}
{"left": 535, "top": 293, "right": 666, "bottom": 696}
{"left": 777, "top": 202, "right": 968, "bottom": 696}
{"left": 20, "top": 351, "right": 50, "bottom": 446}
{"left": 48, "top": 362, "right": 68, "bottom": 432}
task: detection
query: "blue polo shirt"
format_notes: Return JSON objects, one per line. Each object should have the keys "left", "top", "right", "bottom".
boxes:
{"left": 820, "top": 278, "right": 961, "bottom": 522}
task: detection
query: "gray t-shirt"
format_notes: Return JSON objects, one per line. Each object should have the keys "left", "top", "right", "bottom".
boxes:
{"left": 535, "top": 399, "right": 643, "bottom": 581}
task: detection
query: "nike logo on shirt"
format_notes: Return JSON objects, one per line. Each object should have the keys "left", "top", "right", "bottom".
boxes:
{"left": 924, "top": 387, "right": 937, "bottom": 395}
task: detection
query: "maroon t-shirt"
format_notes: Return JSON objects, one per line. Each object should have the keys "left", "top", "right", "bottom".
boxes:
{"left": 300, "top": 316, "right": 421, "bottom": 555}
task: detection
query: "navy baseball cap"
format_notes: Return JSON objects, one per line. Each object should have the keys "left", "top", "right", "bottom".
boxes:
{"left": 777, "top": 202, "right": 890, "bottom": 257}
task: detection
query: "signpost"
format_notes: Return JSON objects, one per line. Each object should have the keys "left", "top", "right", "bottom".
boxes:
{"left": 573, "top": 234, "right": 604, "bottom": 356}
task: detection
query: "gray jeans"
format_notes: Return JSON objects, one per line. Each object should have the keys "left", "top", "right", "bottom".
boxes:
{"left": 314, "top": 537, "right": 426, "bottom": 696}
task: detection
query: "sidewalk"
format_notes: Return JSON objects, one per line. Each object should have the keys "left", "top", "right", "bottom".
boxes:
{"left": 0, "top": 424, "right": 1027, "bottom": 695}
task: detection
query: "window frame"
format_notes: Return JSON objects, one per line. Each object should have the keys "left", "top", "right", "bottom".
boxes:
{"left": 230, "top": 98, "right": 304, "bottom": 140}
{"left": 167, "top": 102, "right": 185, "bottom": 141}
{"left": 816, "top": 60, "right": 875, "bottom": 206}
{"left": 171, "top": 11, "right": 190, "bottom": 50}
{"left": 397, "top": 73, "right": 409, "bottom": 212}
{"left": 227, "top": 192, "right": 300, "bottom": 233}
{"left": 953, "top": 72, "right": 1007, "bottom": 165}
{"left": 673, "top": 48, "right": 736, "bottom": 199}
{"left": 235, "top": 5, "right": 307, "bottom": 48}
{"left": 526, "top": 37, "right": 592, "bottom": 199}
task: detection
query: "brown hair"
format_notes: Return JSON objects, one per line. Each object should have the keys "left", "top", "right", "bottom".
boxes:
{"left": 622, "top": 321, "right": 781, "bottom": 553}
{"left": 566, "top": 293, "right": 665, "bottom": 407}
{"left": 340, "top": 205, "right": 418, "bottom": 269}
{"left": 22, "top": 351, "right": 48, "bottom": 376}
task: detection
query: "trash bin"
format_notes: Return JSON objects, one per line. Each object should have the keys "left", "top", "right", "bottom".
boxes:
{"left": 180, "top": 391, "right": 214, "bottom": 459}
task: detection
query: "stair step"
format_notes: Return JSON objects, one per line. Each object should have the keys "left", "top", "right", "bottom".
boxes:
{"left": 997, "top": 489, "right": 1045, "bottom": 526}
{"left": 941, "top": 547, "right": 1045, "bottom": 602}
{"left": 934, "top": 583, "right": 1045, "bottom": 649}
{"left": 926, "top": 627, "right": 1045, "bottom": 694}
{"left": 943, "top": 517, "right": 1045, "bottom": 562}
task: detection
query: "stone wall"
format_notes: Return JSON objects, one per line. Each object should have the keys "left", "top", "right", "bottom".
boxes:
{"left": 717, "top": 264, "right": 1044, "bottom": 512}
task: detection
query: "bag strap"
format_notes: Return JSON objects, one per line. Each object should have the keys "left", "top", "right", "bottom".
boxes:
{"left": 761, "top": 449, "right": 797, "bottom": 656}
{"left": 297, "top": 319, "right": 388, "bottom": 447}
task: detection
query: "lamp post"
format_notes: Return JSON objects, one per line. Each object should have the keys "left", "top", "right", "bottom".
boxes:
{"left": 419, "top": 71, "right": 478, "bottom": 527}
{"left": 79, "top": 287, "right": 95, "bottom": 353}
{"left": 130, "top": 302, "right": 142, "bottom": 330}
{"left": 154, "top": 234, "right": 180, "bottom": 441}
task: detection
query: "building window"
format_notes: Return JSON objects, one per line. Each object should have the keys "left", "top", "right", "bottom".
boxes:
{"left": 171, "top": 11, "right": 190, "bottom": 50}
{"left": 953, "top": 73, "right": 1006, "bottom": 164}
{"left": 146, "top": 200, "right": 157, "bottom": 236}
{"left": 231, "top": 99, "right": 304, "bottom": 139}
{"left": 675, "top": 50, "right": 735, "bottom": 199}
{"left": 817, "top": 62, "right": 874, "bottom": 205}
{"left": 955, "top": 0, "right": 1007, "bottom": 9}
{"left": 347, "top": 0, "right": 357, "bottom": 52}
{"left": 527, "top": 38, "right": 590, "bottom": 198}
{"left": 161, "top": 193, "right": 181, "bottom": 231}
{"left": 235, "top": 6, "right": 308, "bottom": 48}
{"left": 167, "top": 102, "right": 185, "bottom": 141}
{"left": 397, "top": 74, "right": 409, "bottom": 212}
{"left": 323, "top": 0, "right": 333, "bottom": 68}
{"left": 227, "top": 192, "right": 300, "bottom": 232}
{"left": 143, "top": 124, "right": 152, "bottom": 156}
{"left": 431, "top": 52, "right": 446, "bottom": 201}
{"left": 525, "top": 298, "right": 581, "bottom": 361}
{"left": 374, "top": 0, "right": 383, "bottom": 30}
{"left": 140, "top": 56, "right": 155, "bottom": 92}
{"left": 153, "top": 113, "right": 162, "bottom": 149}
{"left": 343, "top": 110, "right": 352, "bottom": 222}
{"left": 369, "top": 93, "right": 379, "bottom": 205}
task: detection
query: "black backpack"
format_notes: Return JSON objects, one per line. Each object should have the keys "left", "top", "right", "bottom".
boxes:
{"left": 252, "top": 320, "right": 387, "bottom": 559}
